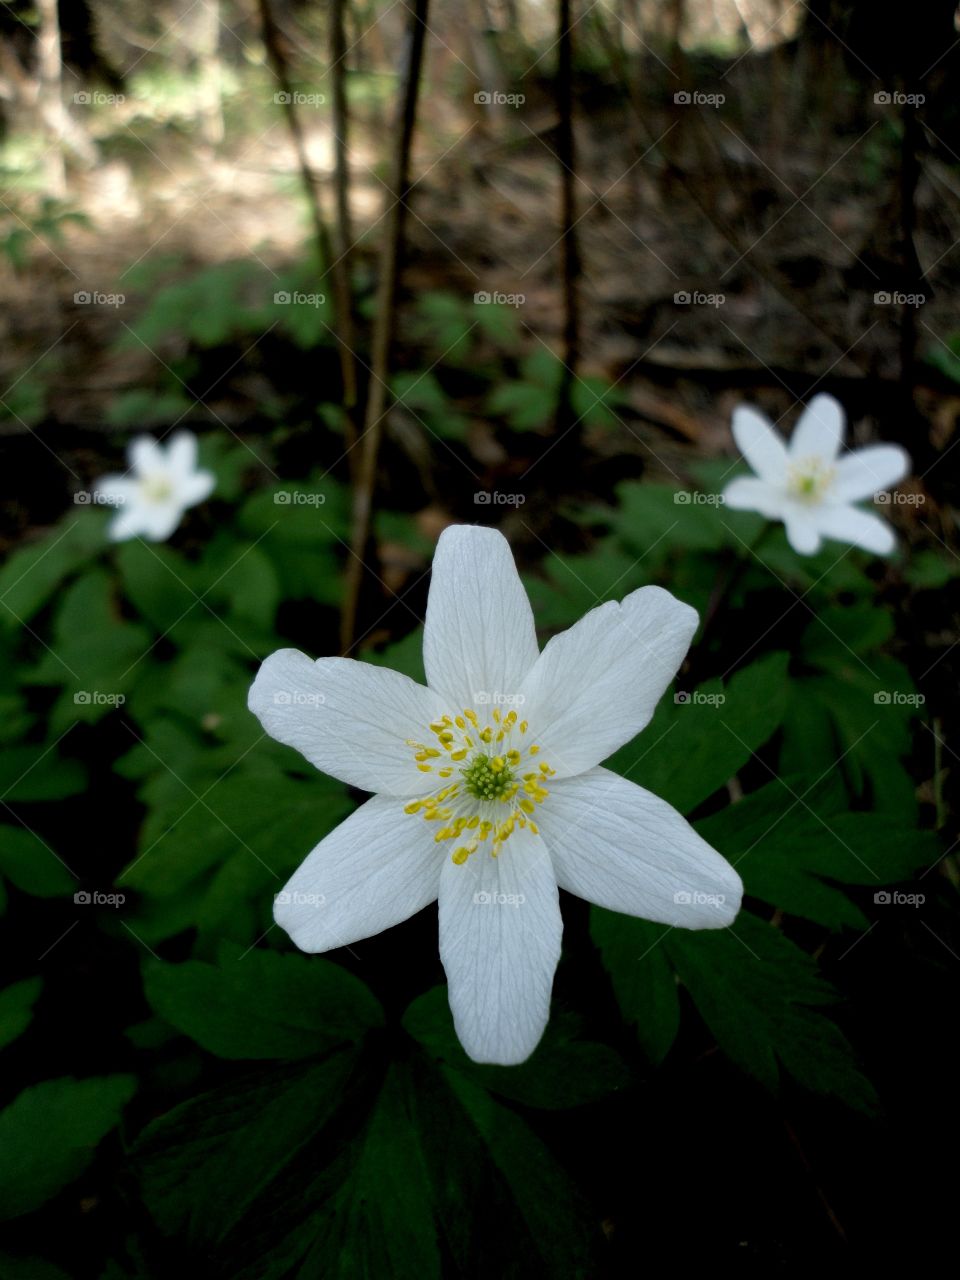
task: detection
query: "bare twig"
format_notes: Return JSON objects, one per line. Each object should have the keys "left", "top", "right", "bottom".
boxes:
{"left": 555, "top": 0, "right": 581, "bottom": 435}
{"left": 331, "top": 0, "right": 360, "bottom": 437}
{"left": 340, "top": 0, "right": 430, "bottom": 655}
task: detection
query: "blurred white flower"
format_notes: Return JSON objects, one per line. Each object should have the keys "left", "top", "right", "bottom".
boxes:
{"left": 94, "top": 431, "right": 214, "bottom": 542}
{"left": 249, "top": 524, "right": 742, "bottom": 1066}
{"left": 723, "top": 394, "right": 910, "bottom": 555}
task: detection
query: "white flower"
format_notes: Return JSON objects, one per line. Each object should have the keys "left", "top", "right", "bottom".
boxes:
{"left": 722, "top": 394, "right": 910, "bottom": 556}
{"left": 249, "top": 525, "right": 742, "bottom": 1065}
{"left": 94, "top": 431, "right": 215, "bottom": 542}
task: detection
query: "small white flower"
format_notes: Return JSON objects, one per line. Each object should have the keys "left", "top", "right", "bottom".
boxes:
{"left": 723, "top": 394, "right": 910, "bottom": 556}
{"left": 249, "top": 525, "right": 742, "bottom": 1065}
{"left": 94, "top": 431, "right": 215, "bottom": 542}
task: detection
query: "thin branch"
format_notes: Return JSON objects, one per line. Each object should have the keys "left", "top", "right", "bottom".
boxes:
{"left": 555, "top": 0, "right": 581, "bottom": 435}
{"left": 340, "top": 0, "right": 430, "bottom": 655}
{"left": 330, "top": 0, "right": 360, "bottom": 437}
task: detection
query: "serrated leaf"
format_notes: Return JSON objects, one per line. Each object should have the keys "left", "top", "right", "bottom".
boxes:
{"left": 589, "top": 911, "right": 680, "bottom": 1063}
{"left": 0, "top": 1074, "right": 136, "bottom": 1220}
{"left": 143, "top": 948, "right": 383, "bottom": 1059}
{"left": 607, "top": 651, "right": 790, "bottom": 814}
{"left": 666, "top": 913, "right": 876, "bottom": 1110}
{"left": 404, "top": 986, "right": 630, "bottom": 1108}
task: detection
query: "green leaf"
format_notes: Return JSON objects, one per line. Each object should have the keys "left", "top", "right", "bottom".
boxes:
{"left": 0, "top": 515, "right": 106, "bottom": 630}
{"left": 404, "top": 986, "right": 630, "bottom": 1108}
{"left": 0, "top": 1074, "right": 136, "bottom": 1220}
{"left": 135, "top": 1051, "right": 359, "bottom": 1248}
{"left": 666, "top": 913, "right": 877, "bottom": 1110}
{"left": 607, "top": 651, "right": 790, "bottom": 814}
{"left": 143, "top": 948, "right": 383, "bottom": 1059}
{"left": 304, "top": 1064, "right": 442, "bottom": 1279}
{"left": 524, "top": 542, "right": 649, "bottom": 632}
{"left": 0, "top": 826, "right": 75, "bottom": 898}
{"left": 0, "top": 977, "right": 43, "bottom": 1050}
{"left": 589, "top": 911, "right": 680, "bottom": 1063}
{"left": 0, "top": 748, "right": 86, "bottom": 803}
{"left": 26, "top": 569, "right": 151, "bottom": 730}
{"left": 695, "top": 779, "right": 940, "bottom": 929}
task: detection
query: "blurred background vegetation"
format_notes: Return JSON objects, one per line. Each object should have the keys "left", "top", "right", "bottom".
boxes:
{"left": 1, "top": 0, "right": 959, "bottom": 1275}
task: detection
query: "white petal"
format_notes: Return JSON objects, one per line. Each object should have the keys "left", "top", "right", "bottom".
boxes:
{"left": 128, "top": 435, "right": 163, "bottom": 476}
{"left": 165, "top": 430, "right": 198, "bottom": 479}
{"left": 537, "top": 768, "right": 742, "bottom": 927}
{"left": 722, "top": 475, "right": 785, "bottom": 519}
{"left": 816, "top": 504, "right": 896, "bottom": 555}
{"left": 438, "top": 824, "right": 561, "bottom": 1064}
{"left": 93, "top": 474, "right": 136, "bottom": 506}
{"left": 790, "top": 393, "right": 844, "bottom": 462}
{"left": 107, "top": 504, "right": 148, "bottom": 542}
{"left": 518, "top": 586, "right": 698, "bottom": 778}
{"left": 274, "top": 795, "right": 439, "bottom": 952}
{"left": 176, "top": 469, "right": 216, "bottom": 507}
{"left": 423, "top": 525, "right": 540, "bottom": 712}
{"left": 832, "top": 445, "right": 910, "bottom": 503}
{"left": 784, "top": 512, "right": 821, "bottom": 555}
{"left": 248, "top": 648, "right": 451, "bottom": 795}
{"left": 138, "top": 502, "right": 183, "bottom": 542}
{"left": 732, "top": 404, "right": 788, "bottom": 482}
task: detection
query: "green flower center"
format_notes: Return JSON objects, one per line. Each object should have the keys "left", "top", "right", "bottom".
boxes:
{"left": 462, "top": 752, "right": 516, "bottom": 801}
{"left": 786, "top": 455, "right": 835, "bottom": 504}
{"left": 141, "top": 474, "right": 174, "bottom": 504}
